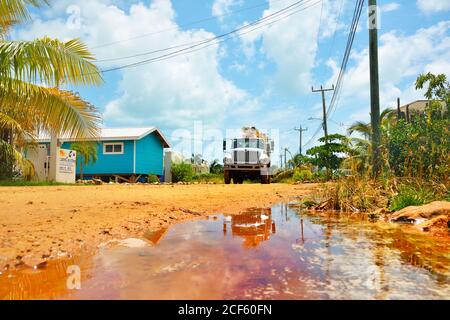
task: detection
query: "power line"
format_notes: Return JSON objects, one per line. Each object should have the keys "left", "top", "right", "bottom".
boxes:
{"left": 80, "top": 0, "right": 320, "bottom": 78}
{"left": 97, "top": 0, "right": 318, "bottom": 64}
{"left": 296, "top": 0, "right": 323, "bottom": 150}
{"left": 327, "top": 0, "right": 365, "bottom": 119}
{"left": 91, "top": 0, "right": 291, "bottom": 50}
{"left": 294, "top": 126, "right": 308, "bottom": 155}
{"left": 303, "top": 0, "right": 364, "bottom": 148}
{"left": 94, "top": 0, "right": 320, "bottom": 69}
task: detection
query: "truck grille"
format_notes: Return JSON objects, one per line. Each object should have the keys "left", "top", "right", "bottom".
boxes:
{"left": 233, "top": 150, "right": 260, "bottom": 164}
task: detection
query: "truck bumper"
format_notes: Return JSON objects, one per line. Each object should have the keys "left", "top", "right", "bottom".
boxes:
{"left": 224, "top": 165, "right": 271, "bottom": 174}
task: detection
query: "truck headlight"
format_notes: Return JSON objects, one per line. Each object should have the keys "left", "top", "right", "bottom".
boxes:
{"left": 259, "top": 154, "right": 270, "bottom": 165}
{"left": 224, "top": 154, "right": 233, "bottom": 165}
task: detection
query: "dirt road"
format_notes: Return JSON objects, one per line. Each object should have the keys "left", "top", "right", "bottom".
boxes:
{"left": 0, "top": 183, "right": 316, "bottom": 270}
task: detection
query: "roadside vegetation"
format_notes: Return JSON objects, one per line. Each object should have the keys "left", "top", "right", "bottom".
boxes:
{"left": 0, "top": 181, "right": 79, "bottom": 187}
{"left": 171, "top": 161, "right": 224, "bottom": 184}
{"left": 277, "top": 72, "right": 449, "bottom": 213}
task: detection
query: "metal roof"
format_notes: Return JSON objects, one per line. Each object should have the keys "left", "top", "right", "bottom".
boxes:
{"left": 38, "top": 127, "right": 171, "bottom": 148}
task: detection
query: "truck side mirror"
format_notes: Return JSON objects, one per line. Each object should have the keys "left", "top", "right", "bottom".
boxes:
{"left": 223, "top": 140, "right": 226, "bottom": 151}
{"left": 270, "top": 141, "right": 274, "bottom": 151}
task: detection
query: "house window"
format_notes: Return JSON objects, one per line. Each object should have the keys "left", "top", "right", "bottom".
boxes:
{"left": 103, "top": 142, "right": 124, "bottom": 155}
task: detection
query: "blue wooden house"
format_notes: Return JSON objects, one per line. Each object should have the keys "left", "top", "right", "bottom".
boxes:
{"left": 37, "top": 127, "right": 170, "bottom": 182}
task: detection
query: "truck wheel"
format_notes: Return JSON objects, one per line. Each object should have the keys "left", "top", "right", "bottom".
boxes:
{"left": 224, "top": 170, "right": 231, "bottom": 184}
{"left": 261, "top": 175, "right": 270, "bottom": 184}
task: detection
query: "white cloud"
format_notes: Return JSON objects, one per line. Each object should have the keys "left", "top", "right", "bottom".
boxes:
{"left": 239, "top": 0, "right": 347, "bottom": 94}
{"left": 417, "top": 0, "right": 450, "bottom": 13}
{"left": 327, "top": 21, "right": 450, "bottom": 122}
{"left": 14, "top": 0, "right": 255, "bottom": 129}
{"left": 381, "top": 3, "right": 400, "bottom": 13}
{"left": 212, "top": 0, "right": 243, "bottom": 21}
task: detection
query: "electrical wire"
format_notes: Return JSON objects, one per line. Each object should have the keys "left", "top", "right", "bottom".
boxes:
{"left": 303, "top": 0, "right": 364, "bottom": 148}
{"left": 327, "top": 0, "right": 365, "bottom": 119}
{"left": 91, "top": 0, "right": 291, "bottom": 49}
{"left": 94, "top": 0, "right": 316, "bottom": 66}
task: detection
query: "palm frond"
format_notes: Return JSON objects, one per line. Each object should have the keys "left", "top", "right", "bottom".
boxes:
{"left": 1, "top": 78, "right": 101, "bottom": 139}
{"left": 0, "top": 37, "right": 103, "bottom": 86}
{"left": 0, "top": 138, "right": 35, "bottom": 178}
{"left": 0, "top": 110, "right": 35, "bottom": 143}
{"left": 0, "top": 0, "right": 47, "bottom": 32}
{"left": 347, "top": 121, "right": 371, "bottom": 137}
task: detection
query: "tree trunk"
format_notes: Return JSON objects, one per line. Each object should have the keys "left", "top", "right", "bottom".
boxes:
{"left": 80, "top": 162, "right": 84, "bottom": 180}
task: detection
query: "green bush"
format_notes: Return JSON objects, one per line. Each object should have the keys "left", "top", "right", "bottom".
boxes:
{"left": 389, "top": 184, "right": 437, "bottom": 212}
{"left": 171, "top": 162, "right": 194, "bottom": 183}
{"left": 147, "top": 174, "right": 159, "bottom": 183}
{"left": 312, "top": 171, "right": 328, "bottom": 182}
{"left": 192, "top": 173, "right": 223, "bottom": 183}
{"left": 293, "top": 169, "right": 313, "bottom": 182}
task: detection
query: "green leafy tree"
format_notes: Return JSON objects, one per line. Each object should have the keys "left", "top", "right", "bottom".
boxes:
{"left": 306, "top": 134, "right": 350, "bottom": 178}
{"left": 71, "top": 142, "right": 98, "bottom": 180}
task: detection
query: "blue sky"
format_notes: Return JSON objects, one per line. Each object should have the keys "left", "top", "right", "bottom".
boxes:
{"left": 13, "top": 0, "right": 450, "bottom": 163}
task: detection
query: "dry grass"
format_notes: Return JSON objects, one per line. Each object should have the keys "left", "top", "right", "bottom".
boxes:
{"left": 317, "top": 175, "right": 390, "bottom": 212}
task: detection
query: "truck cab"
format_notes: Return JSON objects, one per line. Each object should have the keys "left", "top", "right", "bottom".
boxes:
{"left": 223, "top": 134, "right": 274, "bottom": 184}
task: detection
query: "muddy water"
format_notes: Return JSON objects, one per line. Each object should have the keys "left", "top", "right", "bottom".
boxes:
{"left": 1, "top": 204, "right": 449, "bottom": 300}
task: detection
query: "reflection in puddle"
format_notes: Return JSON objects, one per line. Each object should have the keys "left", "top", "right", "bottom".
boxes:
{"left": 1, "top": 204, "right": 449, "bottom": 300}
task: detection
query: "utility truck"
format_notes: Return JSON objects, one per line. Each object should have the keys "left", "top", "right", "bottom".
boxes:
{"left": 223, "top": 127, "right": 274, "bottom": 184}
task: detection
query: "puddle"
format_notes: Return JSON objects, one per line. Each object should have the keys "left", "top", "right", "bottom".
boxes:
{"left": 1, "top": 204, "right": 449, "bottom": 300}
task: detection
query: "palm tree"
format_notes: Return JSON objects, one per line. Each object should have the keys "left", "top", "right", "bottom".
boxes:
{"left": 288, "top": 153, "right": 309, "bottom": 169}
{"left": 0, "top": 0, "right": 103, "bottom": 179}
{"left": 346, "top": 108, "right": 397, "bottom": 173}
{"left": 209, "top": 159, "right": 224, "bottom": 174}
{"left": 71, "top": 142, "right": 98, "bottom": 180}
{"left": 347, "top": 108, "right": 397, "bottom": 139}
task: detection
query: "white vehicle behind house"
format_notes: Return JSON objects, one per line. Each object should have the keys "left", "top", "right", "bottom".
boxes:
{"left": 223, "top": 127, "right": 274, "bottom": 184}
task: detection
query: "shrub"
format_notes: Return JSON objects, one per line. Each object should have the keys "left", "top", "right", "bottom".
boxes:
{"left": 389, "top": 184, "right": 437, "bottom": 212}
{"left": 192, "top": 173, "right": 223, "bottom": 183}
{"left": 319, "top": 174, "right": 389, "bottom": 212}
{"left": 312, "top": 171, "right": 328, "bottom": 182}
{"left": 171, "top": 162, "right": 194, "bottom": 183}
{"left": 147, "top": 174, "right": 159, "bottom": 183}
{"left": 293, "top": 169, "right": 313, "bottom": 182}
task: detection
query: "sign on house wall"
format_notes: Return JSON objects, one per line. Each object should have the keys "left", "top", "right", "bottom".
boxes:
{"left": 55, "top": 148, "right": 77, "bottom": 183}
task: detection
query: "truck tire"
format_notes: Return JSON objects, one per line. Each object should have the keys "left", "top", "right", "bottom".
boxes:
{"left": 224, "top": 170, "right": 231, "bottom": 184}
{"left": 261, "top": 174, "right": 271, "bottom": 184}
{"left": 233, "top": 174, "right": 243, "bottom": 184}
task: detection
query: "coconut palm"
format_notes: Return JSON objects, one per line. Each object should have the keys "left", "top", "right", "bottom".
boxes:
{"left": 346, "top": 109, "right": 397, "bottom": 174}
{"left": 347, "top": 108, "right": 397, "bottom": 139}
{"left": 70, "top": 142, "right": 98, "bottom": 180}
{"left": 288, "top": 153, "right": 309, "bottom": 169}
{"left": 0, "top": 0, "right": 103, "bottom": 179}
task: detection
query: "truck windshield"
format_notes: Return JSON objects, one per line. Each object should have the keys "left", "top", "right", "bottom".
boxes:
{"left": 233, "top": 139, "right": 264, "bottom": 149}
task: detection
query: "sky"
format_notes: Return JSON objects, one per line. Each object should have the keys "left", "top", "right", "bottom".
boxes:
{"left": 11, "top": 0, "right": 450, "bottom": 163}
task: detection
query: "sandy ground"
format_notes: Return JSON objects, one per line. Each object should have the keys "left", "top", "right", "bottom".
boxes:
{"left": 0, "top": 183, "right": 316, "bottom": 270}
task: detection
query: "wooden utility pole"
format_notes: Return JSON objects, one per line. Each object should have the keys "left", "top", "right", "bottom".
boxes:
{"left": 312, "top": 85, "right": 334, "bottom": 144}
{"left": 294, "top": 126, "right": 308, "bottom": 155}
{"left": 369, "top": 0, "right": 381, "bottom": 176}
{"left": 280, "top": 152, "right": 283, "bottom": 169}
{"left": 284, "top": 148, "right": 288, "bottom": 169}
